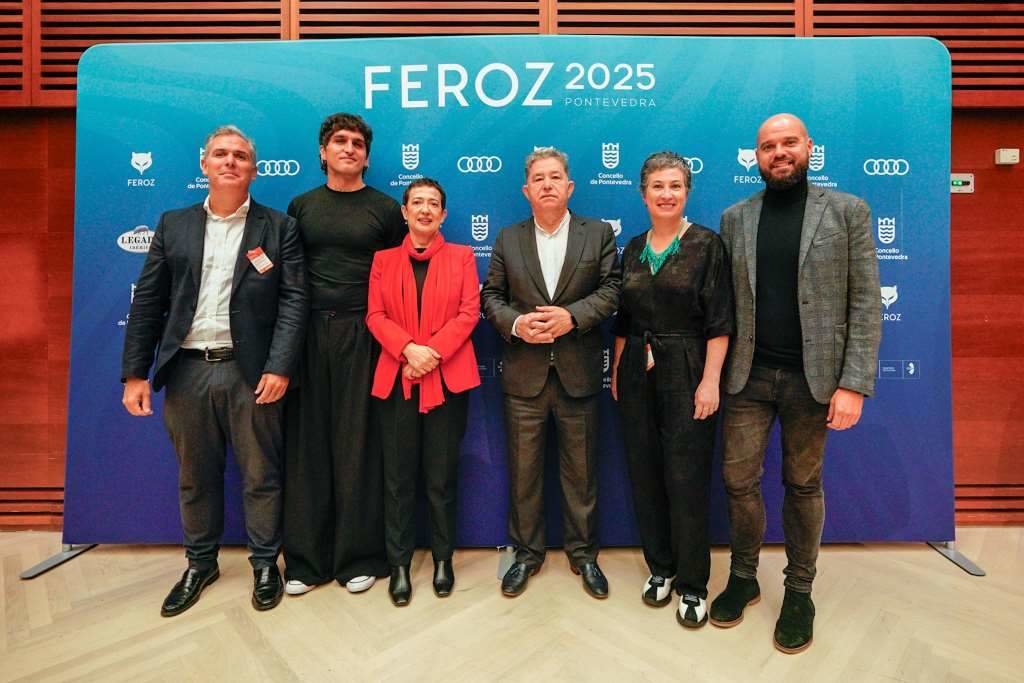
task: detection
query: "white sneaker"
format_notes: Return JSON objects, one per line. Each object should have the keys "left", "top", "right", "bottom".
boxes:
{"left": 346, "top": 575, "right": 376, "bottom": 593}
{"left": 285, "top": 579, "right": 315, "bottom": 596}
{"left": 642, "top": 575, "right": 672, "bottom": 606}
{"left": 677, "top": 593, "right": 708, "bottom": 628}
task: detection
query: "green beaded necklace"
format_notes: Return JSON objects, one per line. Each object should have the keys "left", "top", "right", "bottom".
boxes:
{"left": 639, "top": 220, "right": 690, "bottom": 275}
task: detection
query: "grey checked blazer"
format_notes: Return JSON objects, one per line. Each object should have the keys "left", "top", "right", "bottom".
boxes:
{"left": 719, "top": 185, "right": 881, "bottom": 404}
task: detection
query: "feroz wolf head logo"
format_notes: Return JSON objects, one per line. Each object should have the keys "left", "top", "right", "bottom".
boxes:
{"left": 471, "top": 214, "right": 489, "bottom": 242}
{"left": 737, "top": 148, "right": 757, "bottom": 172}
{"left": 877, "top": 217, "right": 896, "bottom": 245}
{"left": 402, "top": 144, "right": 420, "bottom": 171}
{"left": 602, "top": 143, "right": 620, "bottom": 170}
{"left": 880, "top": 285, "right": 899, "bottom": 309}
{"left": 809, "top": 144, "right": 825, "bottom": 172}
{"left": 131, "top": 152, "right": 152, "bottom": 175}
{"left": 602, "top": 219, "right": 622, "bottom": 237}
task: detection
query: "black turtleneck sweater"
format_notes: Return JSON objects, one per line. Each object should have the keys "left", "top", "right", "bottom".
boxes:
{"left": 753, "top": 181, "right": 808, "bottom": 371}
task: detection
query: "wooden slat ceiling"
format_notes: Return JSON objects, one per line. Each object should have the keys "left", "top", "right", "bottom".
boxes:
{"left": 555, "top": 1, "right": 799, "bottom": 36}
{"left": 810, "top": 2, "right": 1024, "bottom": 106}
{"left": 294, "top": 1, "right": 544, "bottom": 38}
{"left": 34, "top": 0, "right": 285, "bottom": 105}
{"left": 0, "top": 0, "right": 27, "bottom": 104}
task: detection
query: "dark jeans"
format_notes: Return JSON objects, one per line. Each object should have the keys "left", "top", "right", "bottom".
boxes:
{"left": 163, "top": 355, "right": 284, "bottom": 570}
{"left": 504, "top": 368, "right": 600, "bottom": 569}
{"left": 377, "top": 383, "right": 469, "bottom": 567}
{"left": 721, "top": 364, "right": 829, "bottom": 593}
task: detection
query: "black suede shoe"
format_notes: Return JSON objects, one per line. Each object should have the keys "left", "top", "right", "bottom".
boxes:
{"left": 709, "top": 574, "right": 761, "bottom": 628}
{"left": 500, "top": 562, "right": 538, "bottom": 597}
{"left": 389, "top": 565, "right": 412, "bottom": 606}
{"left": 433, "top": 559, "right": 455, "bottom": 597}
{"left": 161, "top": 565, "right": 219, "bottom": 617}
{"left": 774, "top": 589, "right": 815, "bottom": 654}
{"left": 252, "top": 565, "right": 283, "bottom": 611}
{"left": 571, "top": 561, "right": 609, "bottom": 599}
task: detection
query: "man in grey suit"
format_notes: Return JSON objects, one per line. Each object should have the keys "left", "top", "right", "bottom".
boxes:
{"left": 481, "top": 147, "right": 620, "bottom": 598}
{"left": 711, "top": 114, "right": 881, "bottom": 653}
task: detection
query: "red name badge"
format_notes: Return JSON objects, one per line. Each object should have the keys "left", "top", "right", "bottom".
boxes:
{"left": 246, "top": 247, "right": 273, "bottom": 274}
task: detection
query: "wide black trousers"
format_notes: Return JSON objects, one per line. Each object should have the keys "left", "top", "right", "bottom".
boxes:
{"left": 282, "top": 312, "right": 389, "bottom": 585}
{"left": 617, "top": 336, "right": 715, "bottom": 598}
{"left": 377, "top": 382, "right": 469, "bottom": 567}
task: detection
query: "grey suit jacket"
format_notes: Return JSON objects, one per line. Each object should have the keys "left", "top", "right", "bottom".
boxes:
{"left": 719, "top": 184, "right": 881, "bottom": 404}
{"left": 481, "top": 213, "right": 621, "bottom": 398}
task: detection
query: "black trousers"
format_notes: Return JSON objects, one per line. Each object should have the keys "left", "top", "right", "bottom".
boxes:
{"left": 282, "top": 312, "right": 389, "bottom": 585}
{"left": 377, "top": 382, "right": 469, "bottom": 566}
{"left": 504, "top": 368, "right": 600, "bottom": 569}
{"left": 617, "top": 336, "right": 714, "bottom": 598}
{"left": 163, "top": 355, "right": 284, "bottom": 570}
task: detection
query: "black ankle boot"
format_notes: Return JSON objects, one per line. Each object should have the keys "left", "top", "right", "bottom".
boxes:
{"left": 433, "top": 559, "right": 454, "bottom": 597}
{"left": 389, "top": 565, "right": 411, "bottom": 606}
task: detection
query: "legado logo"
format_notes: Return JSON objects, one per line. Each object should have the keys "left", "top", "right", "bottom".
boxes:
{"left": 130, "top": 152, "right": 152, "bottom": 175}
{"left": 256, "top": 160, "right": 300, "bottom": 177}
{"left": 457, "top": 156, "right": 502, "bottom": 173}
{"left": 402, "top": 144, "right": 420, "bottom": 171}
{"left": 602, "top": 218, "right": 622, "bottom": 237}
{"left": 117, "top": 225, "right": 154, "bottom": 253}
{"left": 863, "top": 159, "right": 910, "bottom": 176}
{"left": 877, "top": 217, "right": 896, "bottom": 245}
{"left": 809, "top": 144, "right": 826, "bottom": 172}
{"left": 684, "top": 157, "right": 703, "bottom": 174}
{"left": 471, "top": 214, "right": 489, "bottom": 241}
{"left": 736, "top": 148, "right": 757, "bottom": 172}
{"left": 602, "top": 143, "right": 620, "bottom": 170}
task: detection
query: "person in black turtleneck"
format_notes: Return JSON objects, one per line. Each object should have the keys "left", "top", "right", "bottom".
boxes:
{"left": 281, "top": 113, "right": 405, "bottom": 598}
{"left": 713, "top": 114, "right": 882, "bottom": 654}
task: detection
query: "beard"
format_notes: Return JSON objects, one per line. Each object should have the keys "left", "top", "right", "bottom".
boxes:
{"left": 760, "top": 158, "right": 808, "bottom": 191}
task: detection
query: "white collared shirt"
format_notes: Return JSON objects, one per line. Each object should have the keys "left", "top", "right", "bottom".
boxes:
{"left": 181, "top": 195, "right": 251, "bottom": 350}
{"left": 511, "top": 211, "right": 570, "bottom": 338}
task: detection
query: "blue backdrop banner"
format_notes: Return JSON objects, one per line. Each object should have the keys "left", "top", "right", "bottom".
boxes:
{"left": 64, "top": 35, "right": 953, "bottom": 547}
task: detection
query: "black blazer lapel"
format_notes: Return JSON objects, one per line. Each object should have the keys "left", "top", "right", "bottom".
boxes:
{"left": 552, "top": 215, "right": 585, "bottom": 303}
{"left": 231, "top": 202, "right": 269, "bottom": 294}
{"left": 517, "top": 219, "right": 550, "bottom": 304}
{"left": 186, "top": 205, "right": 206, "bottom": 293}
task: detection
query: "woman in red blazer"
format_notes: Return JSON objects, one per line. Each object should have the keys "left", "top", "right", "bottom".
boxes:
{"left": 366, "top": 178, "right": 480, "bottom": 606}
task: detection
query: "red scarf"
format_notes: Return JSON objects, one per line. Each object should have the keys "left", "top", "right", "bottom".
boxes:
{"left": 388, "top": 233, "right": 451, "bottom": 413}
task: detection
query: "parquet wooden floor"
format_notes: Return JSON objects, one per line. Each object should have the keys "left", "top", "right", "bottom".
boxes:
{"left": 2, "top": 528, "right": 1022, "bottom": 682}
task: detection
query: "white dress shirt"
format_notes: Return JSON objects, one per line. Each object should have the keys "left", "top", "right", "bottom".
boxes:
{"left": 181, "top": 195, "right": 250, "bottom": 350}
{"left": 511, "top": 211, "right": 570, "bottom": 337}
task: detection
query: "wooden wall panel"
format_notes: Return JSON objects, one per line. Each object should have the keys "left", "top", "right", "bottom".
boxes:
{"left": 0, "top": 108, "right": 73, "bottom": 529}
{"left": 0, "top": 0, "right": 29, "bottom": 105}
{"left": 294, "top": 1, "right": 544, "bottom": 38}
{"left": 554, "top": 0, "right": 799, "bottom": 36}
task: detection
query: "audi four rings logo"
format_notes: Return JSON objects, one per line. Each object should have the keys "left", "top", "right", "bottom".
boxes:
{"left": 863, "top": 159, "right": 910, "bottom": 176}
{"left": 257, "top": 160, "right": 301, "bottom": 176}
{"left": 684, "top": 157, "right": 704, "bottom": 174}
{"left": 457, "top": 156, "right": 502, "bottom": 173}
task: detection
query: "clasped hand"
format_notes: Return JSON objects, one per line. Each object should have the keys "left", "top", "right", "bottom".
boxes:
{"left": 402, "top": 342, "right": 440, "bottom": 379}
{"left": 516, "top": 306, "right": 574, "bottom": 344}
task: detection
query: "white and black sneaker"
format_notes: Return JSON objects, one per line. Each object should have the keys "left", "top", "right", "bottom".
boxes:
{"left": 676, "top": 592, "right": 709, "bottom": 629}
{"left": 642, "top": 575, "right": 673, "bottom": 607}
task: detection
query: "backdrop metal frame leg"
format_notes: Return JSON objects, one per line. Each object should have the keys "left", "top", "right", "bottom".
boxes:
{"left": 928, "top": 541, "right": 985, "bottom": 576}
{"left": 19, "top": 543, "right": 97, "bottom": 580}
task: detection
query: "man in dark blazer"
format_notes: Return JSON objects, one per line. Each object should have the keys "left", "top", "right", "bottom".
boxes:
{"left": 711, "top": 114, "right": 881, "bottom": 653}
{"left": 481, "top": 147, "right": 620, "bottom": 598}
{"left": 121, "top": 125, "right": 308, "bottom": 617}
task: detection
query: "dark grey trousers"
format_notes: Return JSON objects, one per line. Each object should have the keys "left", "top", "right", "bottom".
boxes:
{"left": 163, "top": 355, "right": 284, "bottom": 570}
{"left": 721, "top": 364, "right": 829, "bottom": 593}
{"left": 504, "top": 368, "right": 600, "bottom": 569}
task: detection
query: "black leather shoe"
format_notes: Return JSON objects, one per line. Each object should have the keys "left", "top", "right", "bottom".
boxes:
{"left": 252, "top": 565, "right": 283, "bottom": 611}
{"left": 433, "top": 559, "right": 455, "bottom": 597}
{"left": 501, "top": 562, "right": 538, "bottom": 597}
{"left": 389, "top": 565, "right": 412, "bottom": 606}
{"left": 709, "top": 574, "right": 761, "bottom": 627}
{"left": 774, "top": 589, "right": 815, "bottom": 654}
{"left": 572, "top": 561, "right": 609, "bottom": 599}
{"left": 161, "top": 565, "right": 219, "bottom": 617}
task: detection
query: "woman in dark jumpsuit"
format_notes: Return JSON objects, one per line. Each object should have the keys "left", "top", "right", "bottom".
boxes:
{"left": 611, "top": 151, "right": 734, "bottom": 628}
